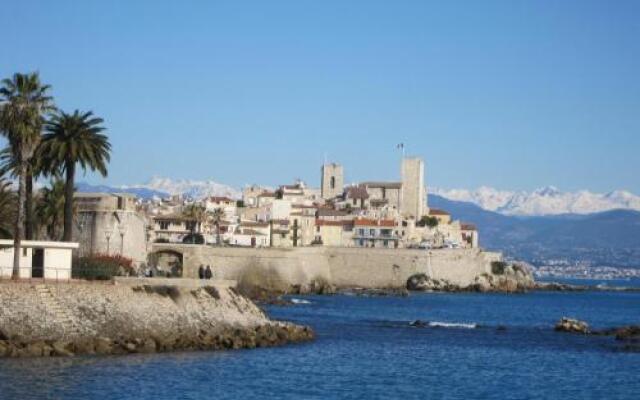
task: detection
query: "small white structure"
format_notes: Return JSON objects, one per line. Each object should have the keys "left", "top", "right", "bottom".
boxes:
{"left": 0, "top": 240, "right": 79, "bottom": 280}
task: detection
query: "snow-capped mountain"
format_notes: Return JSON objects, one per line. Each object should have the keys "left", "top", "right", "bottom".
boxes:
{"left": 121, "top": 177, "right": 241, "bottom": 200}
{"left": 432, "top": 186, "right": 640, "bottom": 216}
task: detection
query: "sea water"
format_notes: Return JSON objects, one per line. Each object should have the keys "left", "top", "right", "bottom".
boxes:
{"left": 1, "top": 289, "right": 639, "bottom": 399}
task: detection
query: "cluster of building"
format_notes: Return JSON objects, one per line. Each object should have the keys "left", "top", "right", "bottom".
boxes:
{"left": 71, "top": 157, "right": 478, "bottom": 266}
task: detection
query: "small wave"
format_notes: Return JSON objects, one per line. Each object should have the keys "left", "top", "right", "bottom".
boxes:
{"left": 427, "top": 321, "right": 477, "bottom": 329}
{"left": 290, "top": 298, "right": 312, "bottom": 304}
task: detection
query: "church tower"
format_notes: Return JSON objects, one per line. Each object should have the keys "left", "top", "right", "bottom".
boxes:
{"left": 321, "top": 163, "right": 344, "bottom": 200}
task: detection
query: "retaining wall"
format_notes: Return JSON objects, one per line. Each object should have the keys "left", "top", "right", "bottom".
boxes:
{"left": 152, "top": 245, "right": 502, "bottom": 289}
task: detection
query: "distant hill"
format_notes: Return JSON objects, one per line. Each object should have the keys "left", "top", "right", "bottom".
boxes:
{"left": 76, "top": 177, "right": 241, "bottom": 200}
{"left": 76, "top": 182, "right": 169, "bottom": 200}
{"left": 429, "top": 194, "right": 640, "bottom": 268}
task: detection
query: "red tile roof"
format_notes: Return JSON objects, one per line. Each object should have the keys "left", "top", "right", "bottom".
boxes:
{"left": 353, "top": 218, "right": 396, "bottom": 227}
{"left": 429, "top": 208, "right": 450, "bottom": 216}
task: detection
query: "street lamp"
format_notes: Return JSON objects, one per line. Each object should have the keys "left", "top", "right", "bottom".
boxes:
{"left": 118, "top": 225, "right": 126, "bottom": 255}
{"left": 104, "top": 229, "right": 113, "bottom": 255}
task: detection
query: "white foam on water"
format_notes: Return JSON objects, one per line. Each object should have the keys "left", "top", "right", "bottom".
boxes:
{"left": 428, "top": 321, "right": 477, "bottom": 329}
{"left": 291, "top": 298, "right": 312, "bottom": 304}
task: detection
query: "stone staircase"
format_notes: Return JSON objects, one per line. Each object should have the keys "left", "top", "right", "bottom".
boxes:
{"left": 35, "top": 285, "right": 87, "bottom": 338}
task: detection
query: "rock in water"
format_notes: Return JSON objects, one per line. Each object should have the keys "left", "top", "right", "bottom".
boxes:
{"left": 555, "top": 317, "right": 590, "bottom": 334}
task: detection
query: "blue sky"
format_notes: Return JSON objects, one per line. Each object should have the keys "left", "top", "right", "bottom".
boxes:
{"left": 2, "top": 1, "right": 639, "bottom": 192}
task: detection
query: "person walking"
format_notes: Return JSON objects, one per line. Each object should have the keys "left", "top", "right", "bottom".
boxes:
{"left": 205, "top": 265, "right": 212, "bottom": 280}
{"left": 198, "top": 265, "right": 205, "bottom": 280}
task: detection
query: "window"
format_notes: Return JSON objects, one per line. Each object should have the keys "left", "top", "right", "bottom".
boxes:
{"left": 330, "top": 176, "right": 335, "bottom": 189}
{"left": 159, "top": 221, "right": 170, "bottom": 230}
{"left": 359, "top": 239, "right": 364, "bottom": 247}
{"left": 369, "top": 229, "right": 376, "bottom": 236}
{"left": 383, "top": 240, "right": 389, "bottom": 247}
{"left": 281, "top": 233, "right": 286, "bottom": 238}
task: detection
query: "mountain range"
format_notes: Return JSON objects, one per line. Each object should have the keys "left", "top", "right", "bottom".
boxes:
{"left": 429, "top": 194, "right": 640, "bottom": 268}
{"left": 433, "top": 186, "right": 640, "bottom": 216}
{"left": 77, "top": 177, "right": 240, "bottom": 200}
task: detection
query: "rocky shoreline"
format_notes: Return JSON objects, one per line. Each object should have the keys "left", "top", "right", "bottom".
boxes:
{"left": 0, "top": 282, "right": 314, "bottom": 359}
{"left": 0, "top": 322, "right": 314, "bottom": 358}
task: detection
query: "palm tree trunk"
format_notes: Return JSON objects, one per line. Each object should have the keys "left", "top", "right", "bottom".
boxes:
{"left": 12, "top": 161, "right": 27, "bottom": 279}
{"left": 25, "top": 170, "right": 34, "bottom": 240}
{"left": 62, "top": 161, "right": 75, "bottom": 242}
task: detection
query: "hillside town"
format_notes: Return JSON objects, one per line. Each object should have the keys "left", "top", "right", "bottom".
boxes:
{"left": 71, "top": 157, "right": 479, "bottom": 267}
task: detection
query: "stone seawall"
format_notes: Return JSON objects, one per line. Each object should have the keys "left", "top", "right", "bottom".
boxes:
{"left": 0, "top": 281, "right": 313, "bottom": 358}
{"left": 153, "top": 245, "right": 502, "bottom": 290}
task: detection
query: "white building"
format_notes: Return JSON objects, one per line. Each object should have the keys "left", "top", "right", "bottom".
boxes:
{"left": 0, "top": 240, "right": 79, "bottom": 280}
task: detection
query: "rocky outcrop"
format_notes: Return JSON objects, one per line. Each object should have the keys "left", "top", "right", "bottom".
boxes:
{"left": 555, "top": 317, "right": 590, "bottom": 334}
{"left": 289, "top": 278, "right": 336, "bottom": 296}
{"left": 406, "top": 274, "right": 457, "bottom": 292}
{"left": 0, "top": 323, "right": 314, "bottom": 358}
{"left": 0, "top": 282, "right": 314, "bottom": 358}
{"left": 406, "top": 262, "right": 535, "bottom": 293}
{"left": 552, "top": 318, "right": 640, "bottom": 352}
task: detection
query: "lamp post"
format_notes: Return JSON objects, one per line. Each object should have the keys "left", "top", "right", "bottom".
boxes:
{"left": 119, "top": 225, "right": 126, "bottom": 255}
{"left": 104, "top": 229, "right": 113, "bottom": 255}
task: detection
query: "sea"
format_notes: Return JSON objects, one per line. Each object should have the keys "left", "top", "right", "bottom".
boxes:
{"left": 1, "top": 280, "right": 639, "bottom": 400}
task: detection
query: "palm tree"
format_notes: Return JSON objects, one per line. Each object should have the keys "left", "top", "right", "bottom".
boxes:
{"left": 0, "top": 177, "right": 17, "bottom": 239}
{"left": 209, "top": 208, "right": 225, "bottom": 245}
{"left": 35, "top": 179, "right": 66, "bottom": 241}
{"left": 0, "top": 145, "right": 52, "bottom": 239}
{"left": 41, "top": 110, "right": 110, "bottom": 241}
{"left": 182, "top": 204, "right": 207, "bottom": 243}
{"left": 0, "top": 72, "right": 54, "bottom": 278}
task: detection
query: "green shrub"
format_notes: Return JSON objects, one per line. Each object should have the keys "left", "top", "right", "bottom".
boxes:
{"left": 182, "top": 233, "right": 204, "bottom": 244}
{"left": 73, "top": 254, "right": 134, "bottom": 280}
{"left": 417, "top": 216, "right": 439, "bottom": 228}
{"left": 491, "top": 261, "right": 508, "bottom": 275}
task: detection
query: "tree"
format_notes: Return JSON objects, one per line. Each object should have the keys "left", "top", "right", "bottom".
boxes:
{"left": 418, "top": 215, "right": 439, "bottom": 228}
{"left": 0, "top": 177, "right": 17, "bottom": 239}
{"left": 208, "top": 208, "right": 225, "bottom": 245}
{"left": 0, "top": 145, "right": 51, "bottom": 239}
{"left": 35, "top": 179, "right": 66, "bottom": 240}
{"left": 0, "top": 72, "right": 54, "bottom": 278}
{"left": 182, "top": 204, "right": 207, "bottom": 244}
{"left": 41, "top": 110, "right": 110, "bottom": 241}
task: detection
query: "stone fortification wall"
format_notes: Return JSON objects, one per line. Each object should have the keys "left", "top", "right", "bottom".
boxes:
{"left": 153, "top": 245, "right": 501, "bottom": 289}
